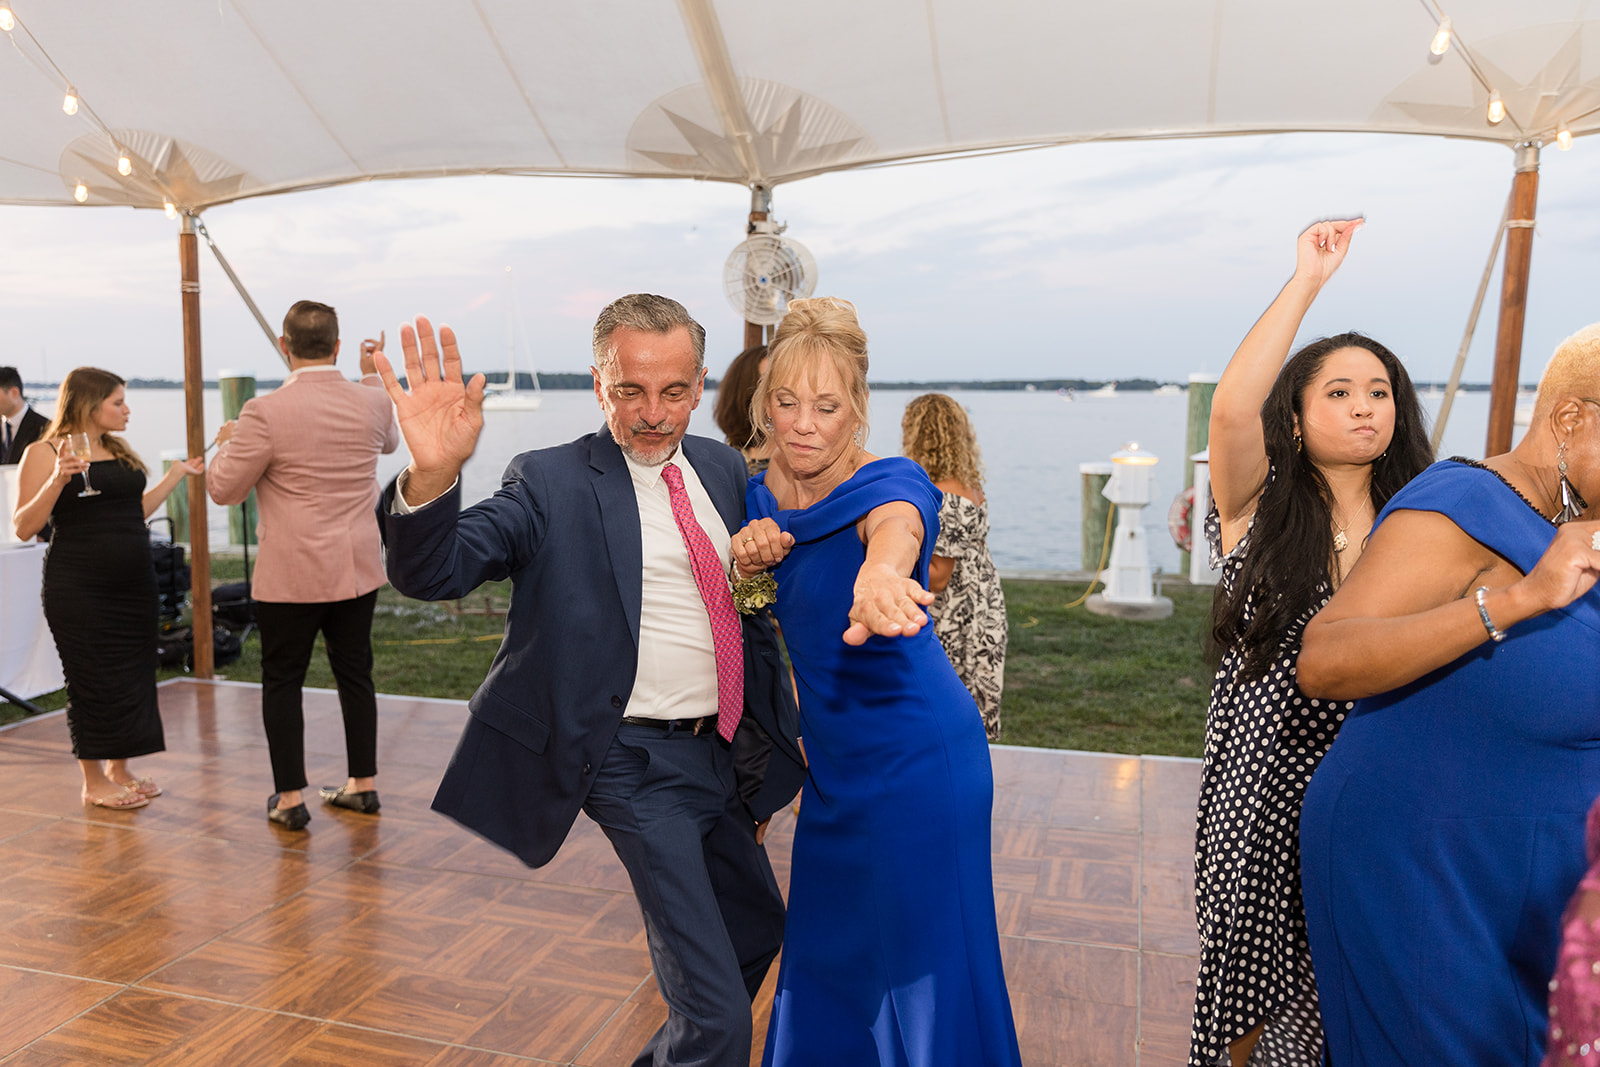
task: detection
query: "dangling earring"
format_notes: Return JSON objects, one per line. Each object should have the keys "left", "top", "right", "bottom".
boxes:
{"left": 764, "top": 418, "right": 773, "bottom": 433}
{"left": 1556, "top": 439, "right": 1588, "bottom": 524}
{"left": 1294, "top": 434, "right": 1303, "bottom": 455}
{"left": 853, "top": 426, "right": 864, "bottom": 449}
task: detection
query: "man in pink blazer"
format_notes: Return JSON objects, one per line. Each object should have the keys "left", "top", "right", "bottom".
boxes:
{"left": 208, "top": 300, "right": 400, "bottom": 831}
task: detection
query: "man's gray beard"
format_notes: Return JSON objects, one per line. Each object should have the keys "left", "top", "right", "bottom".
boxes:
{"left": 620, "top": 439, "right": 676, "bottom": 466}
{"left": 606, "top": 413, "right": 679, "bottom": 466}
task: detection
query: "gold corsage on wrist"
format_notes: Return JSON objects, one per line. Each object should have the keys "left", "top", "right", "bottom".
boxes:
{"left": 729, "top": 558, "right": 778, "bottom": 615}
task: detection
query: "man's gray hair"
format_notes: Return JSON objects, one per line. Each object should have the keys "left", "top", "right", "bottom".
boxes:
{"left": 592, "top": 294, "right": 707, "bottom": 379}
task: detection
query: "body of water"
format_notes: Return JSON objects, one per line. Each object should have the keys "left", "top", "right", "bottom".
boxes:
{"left": 86, "top": 386, "right": 1502, "bottom": 573}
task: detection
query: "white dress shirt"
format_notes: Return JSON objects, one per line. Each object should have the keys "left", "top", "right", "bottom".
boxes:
{"left": 1, "top": 406, "right": 30, "bottom": 455}
{"left": 393, "top": 443, "right": 731, "bottom": 720}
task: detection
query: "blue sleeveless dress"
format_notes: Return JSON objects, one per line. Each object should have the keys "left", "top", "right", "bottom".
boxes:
{"left": 750, "top": 458, "right": 1022, "bottom": 1067}
{"left": 1301, "top": 460, "right": 1600, "bottom": 1064}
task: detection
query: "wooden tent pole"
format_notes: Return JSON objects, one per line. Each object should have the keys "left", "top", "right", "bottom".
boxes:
{"left": 745, "top": 184, "right": 771, "bottom": 350}
{"left": 1485, "top": 142, "right": 1541, "bottom": 456}
{"left": 180, "top": 214, "right": 214, "bottom": 678}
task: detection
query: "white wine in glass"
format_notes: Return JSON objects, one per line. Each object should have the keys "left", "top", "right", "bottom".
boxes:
{"left": 68, "top": 432, "right": 100, "bottom": 497}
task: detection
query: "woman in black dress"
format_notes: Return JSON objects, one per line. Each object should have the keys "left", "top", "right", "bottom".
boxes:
{"left": 1191, "top": 221, "right": 1432, "bottom": 1065}
{"left": 14, "top": 368, "right": 202, "bottom": 810}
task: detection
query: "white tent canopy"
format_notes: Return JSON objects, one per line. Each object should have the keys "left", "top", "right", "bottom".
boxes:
{"left": 4, "top": 0, "right": 1596, "bottom": 676}
{"left": 3, "top": 0, "right": 1599, "bottom": 211}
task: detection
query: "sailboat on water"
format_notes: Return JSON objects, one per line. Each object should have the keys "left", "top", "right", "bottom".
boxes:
{"left": 481, "top": 266, "right": 543, "bottom": 412}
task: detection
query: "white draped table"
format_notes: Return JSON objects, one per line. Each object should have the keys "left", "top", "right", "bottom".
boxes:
{"left": 0, "top": 543, "right": 65, "bottom": 701}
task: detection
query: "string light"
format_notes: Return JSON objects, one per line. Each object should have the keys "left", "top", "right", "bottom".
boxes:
{"left": 1430, "top": 15, "right": 1452, "bottom": 56}
{"left": 117, "top": 151, "right": 132, "bottom": 176}
{"left": 1487, "top": 90, "right": 1505, "bottom": 124}
{"left": 0, "top": 4, "right": 14, "bottom": 32}
{"left": 73, "top": 182, "right": 87, "bottom": 203}
{"left": 164, "top": 201, "right": 177, "bottom": 219}
{"left": 1558, "top": 127, "right": 1573, "bottom": 150}
{"left": 62, "top": 86, "right": 78, "bottom": 116}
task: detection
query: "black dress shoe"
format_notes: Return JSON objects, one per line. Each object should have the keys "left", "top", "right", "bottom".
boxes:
{"left": 319, "top": 785, "right": 380, "bottom": 814}
{"left": 266, "top": 794, "right": 310, "bottom": 831}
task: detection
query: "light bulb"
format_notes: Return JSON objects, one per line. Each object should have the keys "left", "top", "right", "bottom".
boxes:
{"left": 164, "top": 201, "right": 177, "bottom": 219}
{"left": 117, "top": 152, "right": 132, "bottom": 176}
{"left": 1487, "top": 91, "right": 1505, "bottom": 125}
{"left": 1430, "top": 15, "right": 1452, "bottom": 56}
{"left": 0, "top": 5, "right": 14, "bottom": 32}
{"left": 73, "top": 183, "right": 87, "bottom": 203}
{"left": 62, "top": 87, "right": 78, "bottom": 116}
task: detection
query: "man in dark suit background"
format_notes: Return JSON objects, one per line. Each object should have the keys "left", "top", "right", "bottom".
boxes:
{"left": 0, "top": 367, "right": 49, "bottom": 465}
{"left": 375, "top": 296, "right": 804, "bottom": 1067}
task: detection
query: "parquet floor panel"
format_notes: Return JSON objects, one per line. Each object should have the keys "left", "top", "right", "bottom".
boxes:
{"left": 0, "top": 680, "right": 1201, "bottom": 1065}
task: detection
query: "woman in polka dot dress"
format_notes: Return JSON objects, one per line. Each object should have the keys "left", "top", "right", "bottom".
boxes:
{"left": 1190, "top": 219, "right": 1433, "bottom": 1066}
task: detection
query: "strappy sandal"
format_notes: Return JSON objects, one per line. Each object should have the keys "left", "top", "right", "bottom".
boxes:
{"left": 83, "top": 787, "right": 150, "bottom": 811}
{"left": 112, "top": 776, "right": 161, "bottom": 798}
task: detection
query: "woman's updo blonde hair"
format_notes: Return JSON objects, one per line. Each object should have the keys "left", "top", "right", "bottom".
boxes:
{"left": 749, "top": 297, "right": 871, "bottom": 445}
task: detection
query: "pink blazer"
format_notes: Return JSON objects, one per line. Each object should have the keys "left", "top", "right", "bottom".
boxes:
{"left": 207, "top": 368, "right": 399, "bottom": 604}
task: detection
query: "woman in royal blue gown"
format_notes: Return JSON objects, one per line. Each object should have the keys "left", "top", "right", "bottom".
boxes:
{"left": 731, "top": 298, "right": 1021, "bottom": 1067}
{"left": 1297, "top": 323, "right": 1600, "bottom": 1064}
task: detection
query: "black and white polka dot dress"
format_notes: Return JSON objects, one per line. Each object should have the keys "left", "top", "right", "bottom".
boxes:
{"left": 1188, "top": 505, "right": 1352, "bottom": 1067}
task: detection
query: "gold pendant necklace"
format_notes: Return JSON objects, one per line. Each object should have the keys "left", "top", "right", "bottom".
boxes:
{"left": 1333, "top": 526, "right": 1349, "bottom": 553}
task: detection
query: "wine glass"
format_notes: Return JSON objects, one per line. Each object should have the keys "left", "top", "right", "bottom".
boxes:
{"left": 69, "top": 432, "right": 100, "bottom": 497}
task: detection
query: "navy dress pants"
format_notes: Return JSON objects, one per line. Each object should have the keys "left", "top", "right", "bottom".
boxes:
{"left": 583, "top": 722, "right": 786, "bottom": 1067}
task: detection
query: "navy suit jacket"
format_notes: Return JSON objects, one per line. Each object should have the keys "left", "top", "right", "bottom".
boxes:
{"left": 2, "top": 407, "right": 47, "bottom": 465}
{"left": 379, "top": 427, "right": 805, "bottom": 869}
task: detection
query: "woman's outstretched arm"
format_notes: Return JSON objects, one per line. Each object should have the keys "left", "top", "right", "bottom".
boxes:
{"left": 1210, "top": 219, "right": 1363, "bottom": 550}
{"left": 844, "top": 500, "right": 935, "bottom": 646}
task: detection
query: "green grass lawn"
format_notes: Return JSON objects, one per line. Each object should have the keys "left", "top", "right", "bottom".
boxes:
{"left": 1000, "top": 580, "right": 1212, "bottom": 757}
{"left": 8, "top": 561, "right": 1214, "bottom": 759}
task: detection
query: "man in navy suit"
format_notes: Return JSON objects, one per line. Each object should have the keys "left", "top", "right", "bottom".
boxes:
{"left": 0, "top": 367, "right": 49, "bottom": 465}
{"left": 375, "top": 296, "right": 803, "bottom": 1067}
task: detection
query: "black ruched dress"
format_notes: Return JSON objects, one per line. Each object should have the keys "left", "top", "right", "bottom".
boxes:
{"left": 41, "top": 458, "right": 164, "bottom": 760}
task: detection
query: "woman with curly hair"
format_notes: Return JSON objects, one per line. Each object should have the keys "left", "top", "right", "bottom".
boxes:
{"left": 1190, "top": 220, "right": 1432, "bottom": 1066}
{"left": 14, "top": 368, "right": 203, "bottom": 810}
{"left": 902, "top": 393, "right": 1007, "bottom": 740}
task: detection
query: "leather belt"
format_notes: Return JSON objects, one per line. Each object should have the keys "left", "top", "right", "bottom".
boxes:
{"left": 619, "top": 714, "right": 718, "bottom": 736}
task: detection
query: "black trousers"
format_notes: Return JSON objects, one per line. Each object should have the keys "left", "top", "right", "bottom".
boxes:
{"left": 583, "top": 724, "right": 786, "bottom": 1067}
{"left": 257, "top": 591, "right": 379, "bottom": 793}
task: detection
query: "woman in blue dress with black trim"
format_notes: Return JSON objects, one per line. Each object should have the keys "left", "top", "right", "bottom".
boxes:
{"left": 1298, "top": 323, "right": 1600, "bottom": 1064}
{"left": 730, "top": 298, "right": 1021, "bottom": 1067}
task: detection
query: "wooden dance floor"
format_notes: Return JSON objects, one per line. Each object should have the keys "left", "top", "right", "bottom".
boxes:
{"left": 0, "top": 680, "right": 1200, "bottom": 1066}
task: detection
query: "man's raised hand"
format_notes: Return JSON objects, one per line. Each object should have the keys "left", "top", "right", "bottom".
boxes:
{"left": 372, "top": 316, "right": 486, "bottom": 503}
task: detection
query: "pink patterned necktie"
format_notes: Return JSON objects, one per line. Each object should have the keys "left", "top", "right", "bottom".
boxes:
{"left": 661, "top": 462, "right": 743, "bottom": 740}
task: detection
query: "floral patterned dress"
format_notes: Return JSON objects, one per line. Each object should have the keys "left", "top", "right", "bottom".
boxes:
{"left": 929, "top": 491, "right": 1007, "bottom": 740}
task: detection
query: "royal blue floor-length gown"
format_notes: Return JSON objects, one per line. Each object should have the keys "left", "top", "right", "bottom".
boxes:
{"left": 750, "top": 458, "right": 1021, "bottom": 1067}
{"left": 1301, "top": 460, "right": 1600, "bottom": 1065}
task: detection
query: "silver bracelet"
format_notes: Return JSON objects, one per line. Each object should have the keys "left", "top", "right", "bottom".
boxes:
{"left": 1474, "top": 586, "right": 1506, "bottom": 643}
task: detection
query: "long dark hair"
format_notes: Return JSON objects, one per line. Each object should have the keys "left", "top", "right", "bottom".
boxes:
{"left": 1212, "top": 333, "right": 1432, "bottom": 682}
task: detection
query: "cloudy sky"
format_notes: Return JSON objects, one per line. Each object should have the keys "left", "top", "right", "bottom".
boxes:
{"left": 2, "top": 130, "right": 1597, "bottom": 387}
